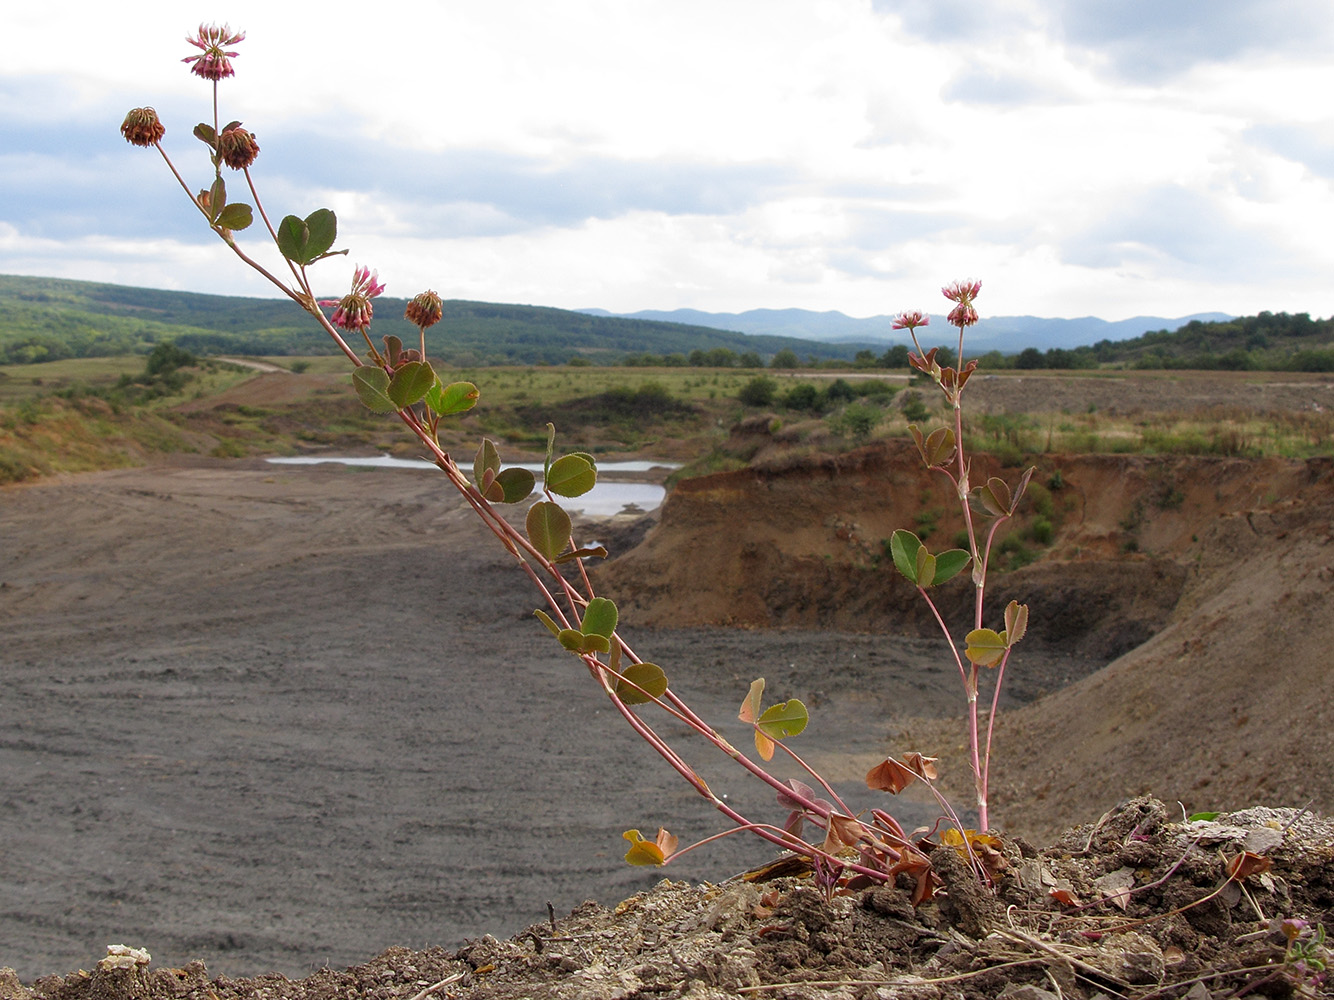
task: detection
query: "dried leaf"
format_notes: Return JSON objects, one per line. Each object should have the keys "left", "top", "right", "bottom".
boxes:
{"left": 1004, "top": 601, "right": 1029, "bottom": 647}
{"left": 901, "top": 752, "right": 939, "bottom": 780}
{"left": 1227, "top": 851, "right": 1273, "bottom": 882}
{"left": 1093, "top": 867, "right": 1136, "bottom": 911}
{"left": 865, "top": 753, "right": 938, "bottom": 794}
{"left": 739, "top": 678, "right": 765, "bottom": 723}
{"left": 826, "top": 813, "right": 868, "bottom": 849}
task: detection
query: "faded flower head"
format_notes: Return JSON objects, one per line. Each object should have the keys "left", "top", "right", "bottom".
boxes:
{"left": 320, "top": 265, "right": 385, "bottom": 333}
{"left": 120, "top": 108, "right": 165, "bottom": 147}
{"left": 942, "top": 279, "right": 981, "bottom": 328}
{"left": 405, "top": 290, "right": 444, "bottom": 329}
{"left": 183, "top": 24, "right": 245, "bottom": 81}
{"left": 892, "top": 310, "right": 929, "bottom": 332}
{"left": 217, "top": 124, "right": 260, "bottom": 170}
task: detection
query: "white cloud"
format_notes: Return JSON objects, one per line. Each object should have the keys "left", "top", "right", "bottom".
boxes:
{"left": 2, "top": 0, "right": 1333, "bottom": 321}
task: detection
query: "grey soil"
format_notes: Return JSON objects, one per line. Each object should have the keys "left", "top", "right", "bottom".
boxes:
{"left": 0, "top": 461, "right": 1102, "bottom": 980}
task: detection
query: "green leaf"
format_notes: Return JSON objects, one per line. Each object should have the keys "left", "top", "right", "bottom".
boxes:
{"left": 526, "top": 501, "right": 571, "bottom": 560}
{"left": 557, "top": 629, "right": 588, "bottom": 652}
{"left": 493, "top": 467, "right": 535, "bottom": 504}
{"left": 581, "top": 597, "right": 618, "bottom": 639}
{"left": 543, "top": 423, "right": 557, "bottom": 479}
{"left": 276, "top": 214, "right": 309, "bottom": 264}
{"left": 1187, "top": 811, "right": 1221, "bottom": 822}
{"left": 889, "top": 529, "right": 922, "bottom": 584}
{"left": 214, "top": 203, "right": 253, "bottom": 231}
{"left": 474, "top": 439, "right": 500, "bottom": 489}
{"left": 931, "top": 548, "right": 971, "bottom": 586}
{"left": 303, "top": 208, "right": 337, "bottom": 260}
{"left": 558, "top": 629, "right": 610, "bottom": 655}
{"left": 533, "top": 609, "right": 561, "bottom": 636}
{"left": 193, "top": 123, "right": 217, "bottom": 149}
{"left": 275, "top": 210, "right": 338, "bottom": 265}
{"left": 615, "top": 662, "right": 668, "bottom": 705}
{"left": 757, "top": 699, "right": 808, "bottom": 741}
{"left": 425, "top": 381, "right": 479, "bottom": 416}
{"left": 547, "top": 454, "right": 597, "bottom": 498}
{"left": 351, "top": 367, "right": 396, "bottom": 413}
{"left": 387, "top": 360, "right": 436, "bottom": 407}
{"left": 965, "top": 628, "right": 1008, "bottom": 667}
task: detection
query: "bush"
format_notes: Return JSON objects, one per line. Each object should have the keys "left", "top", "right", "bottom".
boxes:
{"left": 144, "top": 341, "right": 197, "bottom": 377}
{"left": 782, "top": 383, "right": 821, "bottom": 411}
{"left": 901, "top": 392, "right": 930, "bottom": 423}
{"left": 738, "top": 376, "right": 777, "bottom": 407}
{"left": 831, "top": 402, "right": 882, "bottom": 441}
{"left": 825, "top": 378, "right": 856, "bottom": 402}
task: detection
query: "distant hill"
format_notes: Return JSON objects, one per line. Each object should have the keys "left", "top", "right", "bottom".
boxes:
{"left": 0, "top": 275, "right": 871, "bottom": 366}
{"left": 582, "top": 306, "right": 1235, "bottom": 351}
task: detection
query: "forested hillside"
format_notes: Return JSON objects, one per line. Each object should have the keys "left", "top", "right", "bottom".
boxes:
{"left": 987, "top": 311, "right": 1334, "bottom": 371}
{"left": 0, "top": 275, "right": 864, "bottom": 366}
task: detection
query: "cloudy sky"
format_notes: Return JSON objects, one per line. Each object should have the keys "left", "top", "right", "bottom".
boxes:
{"left": 3, "top": 0, "right": 1332, "bottom": 321}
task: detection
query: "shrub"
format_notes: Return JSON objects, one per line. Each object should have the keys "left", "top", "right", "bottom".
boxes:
{"left": 738, "top": 375, "right": 777, "bottom": 407}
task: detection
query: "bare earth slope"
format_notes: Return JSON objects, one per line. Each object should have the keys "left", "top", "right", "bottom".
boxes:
{"left": 597, "top": 444, "right": 1334, "bottom": 839}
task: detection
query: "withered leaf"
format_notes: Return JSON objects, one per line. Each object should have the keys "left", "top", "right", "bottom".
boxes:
{"left": 865, "top": 753, "right": 938, "bottom": 793}
{"left": 1226, "top": 850, "right": 1273, "bottom": 882}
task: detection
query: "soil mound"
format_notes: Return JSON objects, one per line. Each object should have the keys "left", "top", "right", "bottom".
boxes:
{"left": 9, "top": 799, "right": 1332, "bottom": 999}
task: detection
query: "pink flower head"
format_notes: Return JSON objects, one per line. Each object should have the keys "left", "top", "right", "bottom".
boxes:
{"left": 183, "top": 24, "right": 245, "bottom": 81}
{"left": 892, "top": 310, "right": 929, "bottom": 332}
{"left": 947, "top": 303, "right": 979, "bottom": 328}
{"left": 941, "top": 279, "right": 982, "bottom": 304}
{"left": 942, "top": 279, "right": 981, "bottom": 328}
{"left": 321, "top": 265, "right": 385, "bottom": 333}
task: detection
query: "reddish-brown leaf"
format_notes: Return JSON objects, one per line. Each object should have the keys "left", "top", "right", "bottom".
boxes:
{"left": 866, "top": 753, "right": 939, "bottom": 793}
{"left": 1227, "top": 851, "right": 1273, "bottom": 881}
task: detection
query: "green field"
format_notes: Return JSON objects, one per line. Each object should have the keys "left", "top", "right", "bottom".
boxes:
{"left": 3, "top": 349, "right": 1332, "bottom": 486}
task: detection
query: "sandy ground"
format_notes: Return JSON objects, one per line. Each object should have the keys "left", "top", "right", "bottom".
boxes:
{"left": 0, "top": 459, "right": 1101, "bottom": 981}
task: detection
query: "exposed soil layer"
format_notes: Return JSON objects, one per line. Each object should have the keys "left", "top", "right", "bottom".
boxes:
{"left": 597, "top": 439, "right": 1334, "bottom": 841}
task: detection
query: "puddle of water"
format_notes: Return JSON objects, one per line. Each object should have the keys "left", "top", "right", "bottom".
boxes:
{"left": 265, "top": 455, "right": 672, "bottom": 517}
